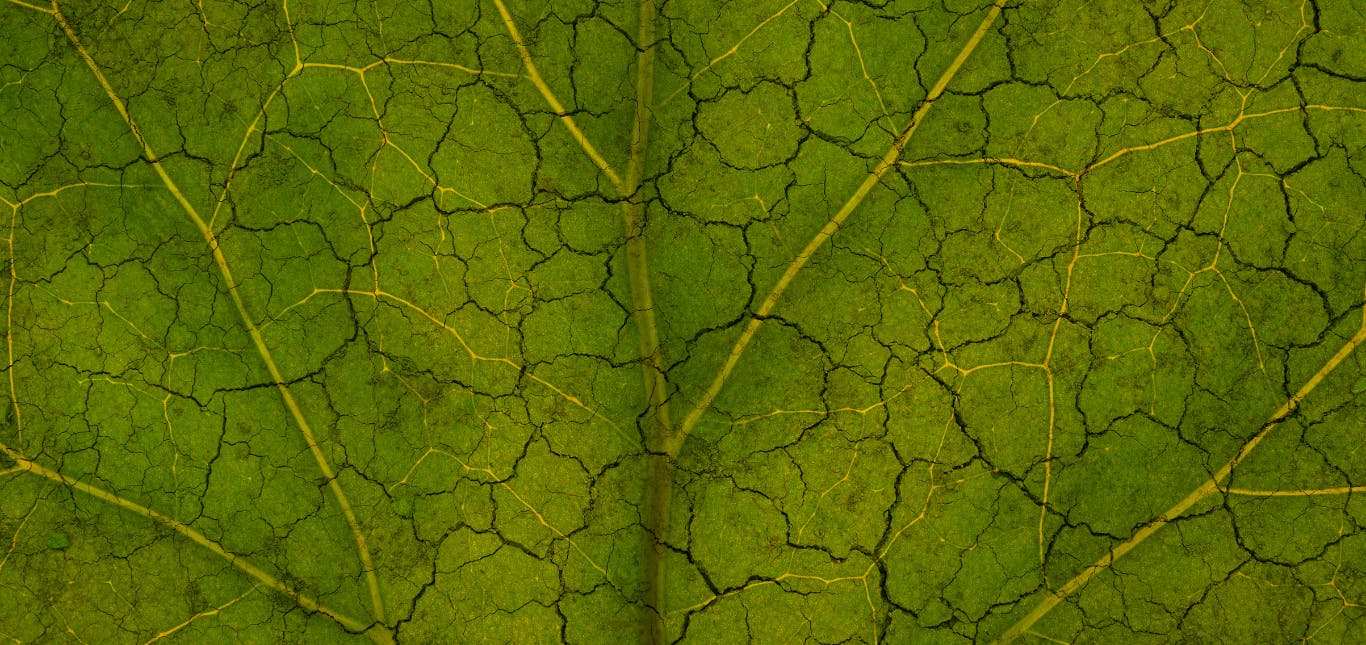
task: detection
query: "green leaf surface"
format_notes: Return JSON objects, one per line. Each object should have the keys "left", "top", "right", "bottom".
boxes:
{"left": 2, "top": 0, "right": 1365, "bottom": 643}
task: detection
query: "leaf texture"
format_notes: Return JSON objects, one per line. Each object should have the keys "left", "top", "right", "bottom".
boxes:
{"left": 1, "top": 0, "right": 1366, "bottom": 643}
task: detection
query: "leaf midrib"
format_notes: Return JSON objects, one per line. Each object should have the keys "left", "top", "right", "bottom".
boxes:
{"left": 492, "top": 0, "right": 1013, "bottom": 641}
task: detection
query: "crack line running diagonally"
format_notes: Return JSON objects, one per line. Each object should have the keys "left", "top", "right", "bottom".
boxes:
{"left": 995, "top": 283, "right": 1366, "bottom": 643}
{"left": 492, "top": 0, "right": 624, "bottom": 190}
{"left": 49, "top": 2, "right": 389, "bottom": 629}
{"left": 304, "top": 287, "right": 635, "bottom": 445}
{"left": 673, "top": 0, "right": 1010, "bottom": 443}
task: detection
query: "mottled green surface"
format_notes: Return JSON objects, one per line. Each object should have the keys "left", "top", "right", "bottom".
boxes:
{"left": 1, "top": 0, "right": 1365, "bottom": 643}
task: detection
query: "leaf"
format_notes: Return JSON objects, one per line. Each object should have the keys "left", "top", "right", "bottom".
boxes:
{"left": 1, "top": 0, "right": 1365, "bottom": 643}
{"left": 44, "top": 533, "right": 68, "bottom": 551}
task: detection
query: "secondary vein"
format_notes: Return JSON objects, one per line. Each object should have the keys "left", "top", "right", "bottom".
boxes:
{"left": 673, "top": 0, "right": 1011, "bottom": 444}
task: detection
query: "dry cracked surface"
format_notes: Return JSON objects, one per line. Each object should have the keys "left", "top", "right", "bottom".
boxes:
{"left": 2, "top": 0, "right": 1366, "bottom": 642}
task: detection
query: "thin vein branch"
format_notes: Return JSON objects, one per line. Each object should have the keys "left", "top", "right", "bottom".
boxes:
{"left": 995, "top": 284, "right": 1366, "bottom": 642}
{"left": 491, "top": 0, "right": 624, "bottom": 189}
{"left": 674, "top": 0, "right": 1010, "bottom": 443}
{"left": 49, "top": 2, "right": 388, "bottom": 628}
